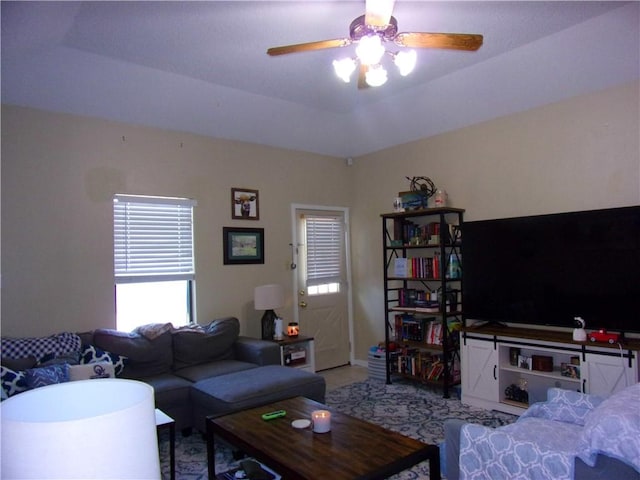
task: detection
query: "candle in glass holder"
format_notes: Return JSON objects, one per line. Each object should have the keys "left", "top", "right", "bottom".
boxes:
{"left": 311, "top": 410, "right": 331, "bottom": 433}
{"left": 287, "top": 322, "right": 299, "bottom": 337}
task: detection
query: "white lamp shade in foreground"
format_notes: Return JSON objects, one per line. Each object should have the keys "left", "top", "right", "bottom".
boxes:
{"left": 1, "top": 379, "right": 160, "bottom": 479}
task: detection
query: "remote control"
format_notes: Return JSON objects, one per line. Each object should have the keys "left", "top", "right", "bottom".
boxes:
{"left": 261, "top": 410, "right": 286, "bottom": 420}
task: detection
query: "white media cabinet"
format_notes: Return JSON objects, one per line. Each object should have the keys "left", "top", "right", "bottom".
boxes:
{"left": 461, "top": 325, "right": 639, "bottom": 415}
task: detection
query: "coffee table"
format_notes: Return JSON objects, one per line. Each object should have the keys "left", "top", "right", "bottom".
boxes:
{"left": 206, "top": 396, "right": 440, "bottom": 480}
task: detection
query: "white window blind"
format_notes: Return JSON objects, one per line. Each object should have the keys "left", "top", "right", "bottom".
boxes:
{"left": 305, "top": 215, "right": 343, "bottom": 286}
{"left": 114, "top": 194, "right": 196, "bottom": 283}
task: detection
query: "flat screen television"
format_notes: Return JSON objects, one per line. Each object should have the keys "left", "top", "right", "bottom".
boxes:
{"left": 462, "top": 206, "right": 640, "bottom": 334}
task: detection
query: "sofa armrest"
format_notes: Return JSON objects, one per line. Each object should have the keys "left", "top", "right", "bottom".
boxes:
{"left": 234, "top": 336, "right": 280, "bottom": 366}
{"left": 442, "top": 419, "right": 466, "bottom": 480}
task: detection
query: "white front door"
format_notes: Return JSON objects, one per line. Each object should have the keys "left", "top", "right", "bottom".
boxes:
{"left": 292, "top": 206, "right": 351, "bottom": 371}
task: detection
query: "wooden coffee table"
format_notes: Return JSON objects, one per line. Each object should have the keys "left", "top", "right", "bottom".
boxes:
{"left": 206, "top": 396, "right": 440, "bottom": 480}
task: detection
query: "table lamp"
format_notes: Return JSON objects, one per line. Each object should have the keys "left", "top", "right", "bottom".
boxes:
{"left": 1, "top": 379, "right": 160, "bottom": 479}
{"left": 254, "top": 284, "right": 285, "bottom": 340}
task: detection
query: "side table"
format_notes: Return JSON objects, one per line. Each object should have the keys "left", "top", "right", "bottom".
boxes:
{"left": 274, "top": 335, "right": 315, "bottom": 373}
{"left": 155, "top": 408, "right": 175, "bottom": 480}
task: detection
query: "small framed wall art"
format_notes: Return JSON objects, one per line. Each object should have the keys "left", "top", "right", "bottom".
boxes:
{"left": 223, "top": 227, "right": 264, "bottom": 265}
{"left": 231, "top": 188, "right": 259, "bottom": 220}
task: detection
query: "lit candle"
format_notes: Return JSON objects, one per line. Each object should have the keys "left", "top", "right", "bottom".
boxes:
{"left": 287, "top": 322, "right": 299, "bottom": 337}
{"left": 311, "top": 409, "right": 331, "bottom": 433}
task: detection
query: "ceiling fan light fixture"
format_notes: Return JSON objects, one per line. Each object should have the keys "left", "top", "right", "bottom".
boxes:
{"left": 356, "top": 35, "right": 385, "bottom": 66}
{"left": 333, "top": 58, "right": 357, "bottom": 82}
{"left": 364, "top": 0, "right": 396, "bottom": 28}
{"left": 365, "top": 64, "right": 388, "bottom": 87}
{"left": 394, "top": 49, "right": 417, "bottom": 76}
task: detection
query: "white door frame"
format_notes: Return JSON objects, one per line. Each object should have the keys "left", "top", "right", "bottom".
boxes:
{"left": 290, "top": 203, "right": 355, "bottom": 365}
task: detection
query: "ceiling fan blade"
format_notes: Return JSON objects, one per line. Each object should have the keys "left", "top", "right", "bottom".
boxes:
{"left": 357, "top": 64, "right": 370, "bottom": 90}
{"left": 395, "top": 32, "right": 483, "bottom": 51}
{"left": 267, "top": 38, "right": 351, "bottom": 56}
{"left": 364, "top": 0, "right": 396, "bottom": 27}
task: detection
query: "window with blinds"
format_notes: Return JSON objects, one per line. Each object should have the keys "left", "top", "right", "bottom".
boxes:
{"left": 113, "top": 194, "right": 196, "bottom": 331}
{"left": 304, "top": 215, "right": 343, "bottom": 295}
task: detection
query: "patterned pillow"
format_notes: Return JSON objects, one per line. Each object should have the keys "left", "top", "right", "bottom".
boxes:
{"left": 577, "top": 383, "right": 640, "bottom": 470}
{"left": 24, "top": 364, "right": 70, "bottom": 389}
{"left": 1, "top": 332, "right": 81, "bottom": 359}
{"left": 0, "top": 365, "right": 27, "bottom": 397}
{"left": 80, "top": 344, "right": 128, "bottom": 376}
{"left": 36, "top": 351, "right": 81, "bottom": 367}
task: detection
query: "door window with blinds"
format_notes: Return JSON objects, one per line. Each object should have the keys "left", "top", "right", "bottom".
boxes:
{"left": 302, "top": 214, "right": 343, "bottom": 295}
{"left": 113, "top": 194, "right": 196, "bottom": 331}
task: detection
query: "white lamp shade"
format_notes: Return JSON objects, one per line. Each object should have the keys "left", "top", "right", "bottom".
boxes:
{"left": 1, "top": 379, "right": 160, "bottom": 479}
{"left": 254, "top": 284, "right": 285, "bottom": 310}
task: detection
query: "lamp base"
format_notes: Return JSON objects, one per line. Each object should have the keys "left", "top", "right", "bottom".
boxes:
{"left": 261, "top": 310, "right": 277, "bottom": 340}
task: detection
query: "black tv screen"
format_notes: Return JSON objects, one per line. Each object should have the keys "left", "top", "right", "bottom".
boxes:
{"left": 462, "top": 206, "right": 640, "bottom": 334}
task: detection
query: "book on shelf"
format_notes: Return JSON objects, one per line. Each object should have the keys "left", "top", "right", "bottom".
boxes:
{"left": 394, "top": 257, "right": 409, "bottom": 277}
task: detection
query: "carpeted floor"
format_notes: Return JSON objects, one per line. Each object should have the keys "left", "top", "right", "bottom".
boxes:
{"left": 159, "top": 379, "right": 517, "bottom": 479}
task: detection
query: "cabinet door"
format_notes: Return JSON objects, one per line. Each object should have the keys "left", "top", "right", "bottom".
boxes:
{"left": 584, "top": 352, "right": 637, "bottom": 396}
{"left": 462, "top": 338, "right": 499, "bottom": 403}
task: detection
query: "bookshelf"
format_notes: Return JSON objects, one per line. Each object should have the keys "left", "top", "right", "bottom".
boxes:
{"left": 381, "top": 207, "right": 464, "bottom": 398}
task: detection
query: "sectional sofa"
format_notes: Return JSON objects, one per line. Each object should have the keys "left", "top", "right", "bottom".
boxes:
{"left": 0, "top": 317, "right": 326, "bottom": 432}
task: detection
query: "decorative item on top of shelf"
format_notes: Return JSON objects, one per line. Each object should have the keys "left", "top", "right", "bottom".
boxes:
{"left": 433, "top": 189, "right": 448, "bottom": 207}
{"left": 287, "top": 322, "right": 299, "bottom": 337}
{"left": 573, "top": 316, "right": 588, "bottom": 342}
{"left": 231, "top": 188, "right": 259, "bottom": 220}
{"left": 393, "top": 196, "right": 404, "bottom": 212}
{"left": 400, "top": 176, "right": 436, "bottom": 210}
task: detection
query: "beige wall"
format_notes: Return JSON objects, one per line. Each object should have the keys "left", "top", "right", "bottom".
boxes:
{"left": 2, "top": 81, "right": 639, "bottom": 364}
{"left": 1, "top": 106, "right": 353, "bottom": 337}
{"left": 350, "top": 81, "right": 640, "bottom": 361}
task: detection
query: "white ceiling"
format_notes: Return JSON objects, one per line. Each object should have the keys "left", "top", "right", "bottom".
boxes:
{"left": 2, "top": 1, "right": 638, "bottom": 158}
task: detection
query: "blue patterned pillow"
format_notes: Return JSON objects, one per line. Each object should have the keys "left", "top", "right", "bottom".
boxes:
{"left": 578, "top": 383, "right": 640, "bottom": 470}
{"left": 80, "top": 344, "right": 128, "bottom": 376}
{"left": 24, "top": 364, "right": 70, "bottom": 389}
{"left": 0, "top": 365, "right": 27, "bottom": 397}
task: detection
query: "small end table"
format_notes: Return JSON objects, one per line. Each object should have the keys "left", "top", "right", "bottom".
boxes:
{"left": 155, "top": 408, "right": 175, "bottom": 480}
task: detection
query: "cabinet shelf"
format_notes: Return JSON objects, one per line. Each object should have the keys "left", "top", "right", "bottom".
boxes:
{"left": 500, "top": 364, "right": 581, "bottom": 383}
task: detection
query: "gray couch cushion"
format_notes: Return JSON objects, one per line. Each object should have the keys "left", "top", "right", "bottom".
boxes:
{"left": 174, "top": 359, "right": 257, "bottom": 383}
{"left": 93, "top": 328, "right": 173, "bottom": 378}
{"left": 172, "top": 317, "right": 239, "bottom": 370}
{"left": 191, "top": 365, "right": 326, "bottom": 418}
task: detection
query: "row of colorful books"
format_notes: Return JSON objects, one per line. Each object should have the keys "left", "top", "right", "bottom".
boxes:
{"left": 394, "top": 314, "right": 444, "bottom": 345}
{"left": 389, "top": 349, "right": 446, "bottom": 380}
{"left": 393, "top": 256, "right": 442, "bottom": 279}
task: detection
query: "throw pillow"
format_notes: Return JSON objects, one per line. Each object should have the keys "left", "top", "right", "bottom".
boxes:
{"left": 0, "top": 365, "right": 27, "bottom": 397}
{"left": 577, "top": 383, "right": 640, "bottom": 471}
{"left": 24, "top": 364, "right": 70, "bottom": 389}
{"left": 80, "top": 345, "right": 128, "bottom": 376}
{"left": 1, "top": 332, "right": 81, "bottom": 360}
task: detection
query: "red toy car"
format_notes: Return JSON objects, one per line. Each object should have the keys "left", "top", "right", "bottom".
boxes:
{"left": 588, "top": 329, "right": 620, "bottom": 344}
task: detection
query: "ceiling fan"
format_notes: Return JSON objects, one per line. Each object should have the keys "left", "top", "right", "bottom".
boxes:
{"left": 267, "top": 0, "right": 483, "bottom": 89}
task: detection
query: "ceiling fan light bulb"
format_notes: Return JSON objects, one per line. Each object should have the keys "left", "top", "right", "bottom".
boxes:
{"left": 365, "top": 0, "right": 396, "bottom": 27}
{"left": 395, "top": 50, "right": 417, "bottom": 76}
{"left": 333, "top": 58, "right": 357, "bottom": 82}
{"left": 356, "top": 35, "right": 385, "bottom": 65}
{"left": 365, "top": 64, "right": 388, "bottom": 87}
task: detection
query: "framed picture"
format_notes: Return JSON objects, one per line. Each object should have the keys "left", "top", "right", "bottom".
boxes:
{"left": 223, "top": 227, "right": 264, "bottom": 265}
{"left": 231, "top": 188, "right": 259, "bottom": 220}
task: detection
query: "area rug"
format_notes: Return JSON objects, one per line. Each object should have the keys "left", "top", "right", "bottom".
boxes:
{"left": 159, "top": 379, "right": 517, "bottom": 479}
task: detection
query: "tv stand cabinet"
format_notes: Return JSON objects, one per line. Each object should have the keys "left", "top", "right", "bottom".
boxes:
{"left": 461, "top": 325, "right": 639, "bottom": 415}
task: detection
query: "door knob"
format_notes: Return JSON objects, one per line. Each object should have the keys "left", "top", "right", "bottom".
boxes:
{"left": 299, "top": 290, "right": 305, "bottom": 296}
{"left": 299, "top": 301, "right": 307, "bottom": 308}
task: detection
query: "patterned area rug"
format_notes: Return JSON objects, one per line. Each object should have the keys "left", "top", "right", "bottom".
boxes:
{"left": 159, "top": 379, "right": 517, "bottom": 479}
